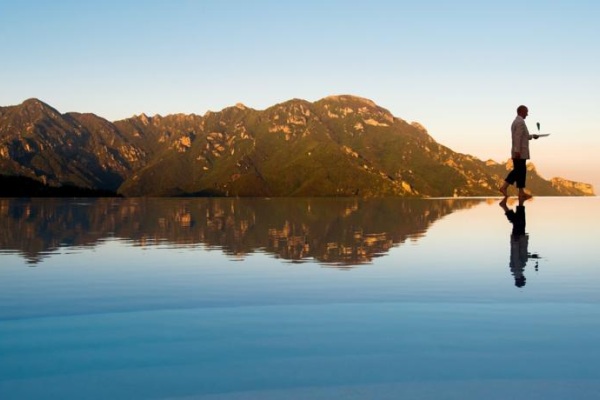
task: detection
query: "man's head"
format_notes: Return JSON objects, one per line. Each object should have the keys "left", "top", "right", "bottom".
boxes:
{"left": 517, "top": 105, "right": 528, "bottom": 119}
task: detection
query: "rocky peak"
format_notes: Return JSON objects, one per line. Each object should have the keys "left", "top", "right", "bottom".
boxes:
{"left": 410, "top": 122, "right": 428, "bottom": 133}
{"left": 138, "top": 113, "right": 151, "bottom": 125}
{"left": 21, "top": 98, "right": 52, "bottom": 109}
{"left": 319, "top": 95, "right": 394, "bottom": 126}
{"left": 323, "top": 95, "right": 377, "bottom": 108}
{"left": 15, "top": 98, "right": 63, "bottom": 122}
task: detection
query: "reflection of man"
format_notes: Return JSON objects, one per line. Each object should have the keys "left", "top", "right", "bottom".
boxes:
{"left": 499, "top": 197, "right": 528, "bottom": 287}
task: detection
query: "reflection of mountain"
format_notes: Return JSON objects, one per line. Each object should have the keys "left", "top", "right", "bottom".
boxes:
{"left": 1, "top": 198, "right": 484, "bottom": 266}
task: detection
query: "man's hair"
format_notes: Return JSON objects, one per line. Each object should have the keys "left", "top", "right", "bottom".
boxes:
{"left": 517, "top": 105, "right": 528, "bottom": 114}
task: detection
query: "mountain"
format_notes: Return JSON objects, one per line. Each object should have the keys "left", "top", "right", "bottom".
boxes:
{"left": 0, "top": 96, "right": 595, "bottom": 197}
{"left": 0, "top": 98, "right": 143, "bottom": 191}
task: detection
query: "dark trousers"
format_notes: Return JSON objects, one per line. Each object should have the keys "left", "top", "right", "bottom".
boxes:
{"left": 506, "top": 205, "right": 526, "bottom": 235}
{"left": 505, "top": 158, "right": 527, "bottom": 189}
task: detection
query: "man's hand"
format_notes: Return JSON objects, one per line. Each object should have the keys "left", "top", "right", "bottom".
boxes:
{"left": 533, "top": 134, "right": 539, "bottom": 139}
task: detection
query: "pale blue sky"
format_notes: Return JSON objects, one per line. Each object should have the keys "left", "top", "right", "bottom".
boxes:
{"left": 1, "top": 0, "right": 598, "bottom": 190}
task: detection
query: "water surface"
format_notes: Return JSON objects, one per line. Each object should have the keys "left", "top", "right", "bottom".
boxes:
{"left": 1, "top": 197, "right": 599, "bottom": 399}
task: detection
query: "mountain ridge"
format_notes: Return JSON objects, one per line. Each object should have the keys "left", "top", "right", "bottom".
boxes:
{"left": 0, "top": 96, "right": 595, "bottom": 197}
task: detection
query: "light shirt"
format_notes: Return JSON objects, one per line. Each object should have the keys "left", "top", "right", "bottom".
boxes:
{"left": 511, "top": 115, "right": 532, "bottom": 159}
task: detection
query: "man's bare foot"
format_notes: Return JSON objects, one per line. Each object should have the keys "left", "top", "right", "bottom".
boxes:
{"left": 519, "top": 193, "right": 532, "bottom": 201}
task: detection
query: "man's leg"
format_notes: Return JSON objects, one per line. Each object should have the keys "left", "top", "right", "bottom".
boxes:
{"left": 514, "top": 159, "right": 531, "bottom": 200}
{"left": 500, "top": 159, "right": 518, "bottom": 197}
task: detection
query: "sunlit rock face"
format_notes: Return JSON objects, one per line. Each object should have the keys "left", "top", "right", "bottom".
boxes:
{"left": 551, "top": 177, "right": 595, "bottom": 196}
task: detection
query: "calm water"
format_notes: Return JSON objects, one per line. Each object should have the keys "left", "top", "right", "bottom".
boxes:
{"left": 1, "top": 197, "right": 600, "bottom": 399}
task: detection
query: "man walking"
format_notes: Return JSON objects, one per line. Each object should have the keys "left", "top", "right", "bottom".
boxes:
{"left": 500, "top": 105, "right": 538, "bottom": 200}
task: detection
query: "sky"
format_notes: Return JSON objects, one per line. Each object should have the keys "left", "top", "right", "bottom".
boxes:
{"left": 1, "top": 0, "right": 599, "bottom": 191}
